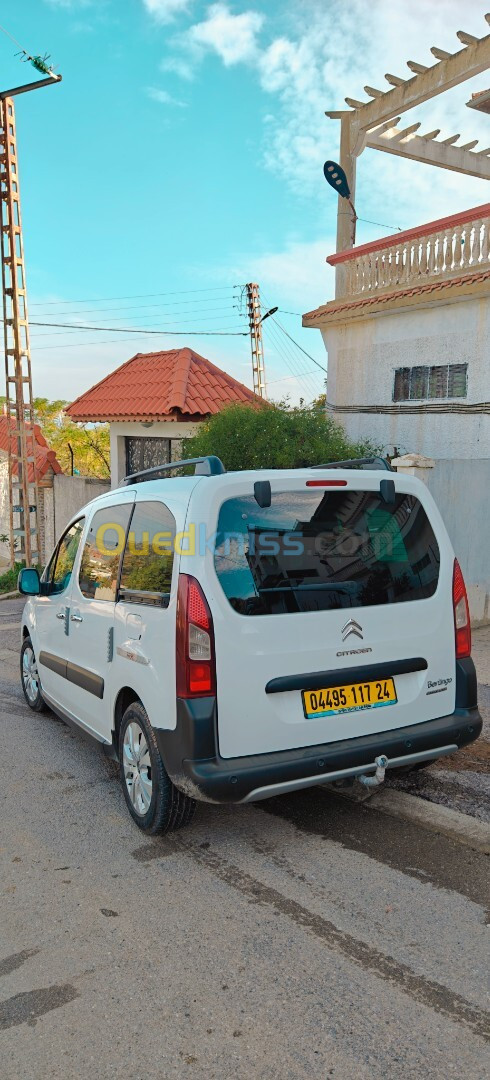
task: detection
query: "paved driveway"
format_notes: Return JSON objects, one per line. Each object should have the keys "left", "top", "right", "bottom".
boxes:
{"left": 1, "top": 600, "right": 489, "bottom": 1078}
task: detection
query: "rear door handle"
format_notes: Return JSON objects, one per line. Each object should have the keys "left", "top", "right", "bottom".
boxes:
{"left": 70, "top": 614, "right": 83, "bottom": 623}
{"left": 56, "top": 612, "right": 66, "bottom": 620}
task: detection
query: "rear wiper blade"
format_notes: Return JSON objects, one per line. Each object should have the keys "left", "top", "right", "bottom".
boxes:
{"left": 257, "top": 581, "right": 358, "bottom": 593}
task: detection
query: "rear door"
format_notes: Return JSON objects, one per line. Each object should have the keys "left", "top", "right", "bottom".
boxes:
{"left": 205, "top": 472, "right": 454, "bottom": 759}
{"left": 113, "top": 496, "right": 179, "bottom": 735}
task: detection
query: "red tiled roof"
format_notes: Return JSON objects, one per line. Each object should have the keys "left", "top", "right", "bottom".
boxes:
{"left": 66, "top": 348, "right": 262, "bottom": 422}
{"left": 0, "top": 417, "right": 63, "bottom": 482}
{"left": 303, "top": 269, "right": 490, "bottom": 324}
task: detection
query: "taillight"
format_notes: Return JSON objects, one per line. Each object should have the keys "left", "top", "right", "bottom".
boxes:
{"left": 176, "top": 574, "right": 216, "bottom": 698}
{"left": 452, "top": 559, "right": 471, "bottom": 659}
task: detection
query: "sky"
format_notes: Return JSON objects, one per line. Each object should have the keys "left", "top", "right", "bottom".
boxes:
{"left": 2, "top": 0, "right": 489, "bottom": 406}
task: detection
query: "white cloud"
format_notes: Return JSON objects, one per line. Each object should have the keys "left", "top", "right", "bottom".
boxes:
{"left": 185, "top": 2, "right": 265, "bottom": 66}
{"left": 159, "top": 0, "right": 489, "bottom": 216}
{"left": 160, "top": 55, "right": 195, "bottom": 80}
{"left": 146, "top": 86, "right": 188, "bottom": 107}
{"left": 229, "top": 237, "right": 335, "bottom": 312}
{"left": 142, "top": 0, "right": 193, "bottom": 22}
{"left": 253, "top": 0, "right": 490, "bottom": 206}
{"left": 139, "top": 0, "right": 489, "bottom": 267}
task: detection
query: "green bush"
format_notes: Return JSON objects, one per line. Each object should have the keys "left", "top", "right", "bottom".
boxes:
{"left": 183, "top": 402, "right": 376, "bottom": 471}
{"left": 0, "top": 561, "right": 24, "bottom": 595}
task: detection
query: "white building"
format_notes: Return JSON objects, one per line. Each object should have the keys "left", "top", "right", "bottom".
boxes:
{"left": 303, "top": 202, "right": 490, "bottom": 623}
{"left": 303, "top": 203, "right": 489, "bottom": 460}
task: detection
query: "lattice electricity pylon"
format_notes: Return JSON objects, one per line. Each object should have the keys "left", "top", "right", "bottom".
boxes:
{"left": 0, "top": 97, "right": 39, "bottom": 566}
{"left": 246, "top": 282, "right": 267, "bottom": 398}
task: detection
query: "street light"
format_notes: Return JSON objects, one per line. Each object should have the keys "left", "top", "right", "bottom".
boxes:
{"left": 258, "top": 306, "right": 278, "bottom": 325}
{"left": 323, "top": 160, "right": 358, "bottom": 246}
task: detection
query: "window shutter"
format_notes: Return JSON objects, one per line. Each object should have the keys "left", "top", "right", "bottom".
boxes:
{"left": 428, "top": 366, "right": 448, "bottom": 399}
{"left": 393, "top": 368, "right": 410, "bottom": 401}
{"left": 448, "top": 364, "right": 468, "bottom": 398}
{"left": 409, "top": 367, "right": 429, "bottom": 400}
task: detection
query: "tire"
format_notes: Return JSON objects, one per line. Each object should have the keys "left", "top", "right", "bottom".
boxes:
{"left": 119, "top": 701, "right": 196, "bottom": 834}
{"left": 20, "top": 636, "right": 48, "bottom": 712}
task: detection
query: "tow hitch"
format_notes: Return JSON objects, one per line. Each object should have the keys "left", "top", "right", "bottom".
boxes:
{"left": 358, "top": 755, "right": 388, "bottom": 788}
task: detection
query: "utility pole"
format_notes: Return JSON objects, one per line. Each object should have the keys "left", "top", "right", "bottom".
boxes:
{"left": 0, "top": 71, "right": 61, "bottom": 567}
{"left": 245, "top": 282, "right": 267, "bottom": 398}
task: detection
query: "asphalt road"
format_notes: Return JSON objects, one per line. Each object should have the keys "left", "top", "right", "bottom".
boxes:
{"left": 1, "top": 599, "right": 489, "bottom": 1079}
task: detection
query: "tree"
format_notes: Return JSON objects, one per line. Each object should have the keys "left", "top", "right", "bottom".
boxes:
{"left": 33, "top": 398, "right": 110, "bottom": 477}
{"left": 182, "top": 402, "right": 375, "bottom": 471}
{"left": 0, "top": 397, "right": 110, "bottom": 478}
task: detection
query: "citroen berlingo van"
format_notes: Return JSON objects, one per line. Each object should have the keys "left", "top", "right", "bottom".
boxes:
{"left": 18, "top": 455, "right": 481, "bottom": 833}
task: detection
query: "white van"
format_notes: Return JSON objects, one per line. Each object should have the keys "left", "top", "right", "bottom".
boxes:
{"left": 18, "top": 455, "right": 481, "bottom": 833}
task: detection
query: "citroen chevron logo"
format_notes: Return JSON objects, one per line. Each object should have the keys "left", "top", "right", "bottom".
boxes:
{"left": 341, "top": 618, "right": 363, "bottom": 642}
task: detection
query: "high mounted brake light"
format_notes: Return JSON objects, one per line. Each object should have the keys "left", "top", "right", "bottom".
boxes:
{"left": 452, "top": 559, "right": 471, "bottom": 659}
{"left": 176, "top": 574, "right": 216, "bottom": 698}
{"left": 306, "top": 479, "right": 347, "bottom": 487}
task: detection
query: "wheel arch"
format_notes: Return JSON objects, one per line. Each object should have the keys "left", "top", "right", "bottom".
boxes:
{"left": 114, "top": 686, "right": 141, "bottom": 748}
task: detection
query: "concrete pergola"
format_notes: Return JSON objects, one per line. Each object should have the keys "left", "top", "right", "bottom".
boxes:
{"left": 327, "top": 12, "right": 490, "bottom": 253}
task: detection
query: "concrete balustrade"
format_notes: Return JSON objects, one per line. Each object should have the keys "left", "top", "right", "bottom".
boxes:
{"left": 328, "top": 204, "right": 490, "bottom": 299}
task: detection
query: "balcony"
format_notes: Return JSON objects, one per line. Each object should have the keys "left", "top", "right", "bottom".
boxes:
{"left": 327, "top": 203, "right": 490, "bottom": 300}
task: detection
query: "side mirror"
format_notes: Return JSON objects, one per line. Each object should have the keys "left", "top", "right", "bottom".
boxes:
{"left": 18, "top": 567, "right": 41, "bottom": 596}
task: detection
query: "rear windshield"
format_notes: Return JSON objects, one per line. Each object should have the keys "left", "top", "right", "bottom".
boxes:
{"left": 213, "top": 489, "right": 440, "bottom": 616}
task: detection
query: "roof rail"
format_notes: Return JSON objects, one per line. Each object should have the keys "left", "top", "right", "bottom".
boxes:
{"left": 312, "top": 456, "right": 394, "bottom": 472}
{"left": 123, "top": 455, "right": 226, "bottom": 485}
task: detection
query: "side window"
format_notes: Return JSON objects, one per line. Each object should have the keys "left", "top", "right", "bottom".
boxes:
{"left": 78, "top": 504, "right": 132, "bottom": 602}
{"left": 47, "top": 519, "right": 85, "bottom": 596}
{"left": 119, "top": 500, "right": 176, "bottom": 606}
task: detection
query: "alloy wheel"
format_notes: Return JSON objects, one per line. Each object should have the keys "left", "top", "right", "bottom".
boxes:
{"left": 22, "top": 645, "right": 39, "bottom": 703}
{"left": 122, "top": 721, "right": 153, "bottom": 816}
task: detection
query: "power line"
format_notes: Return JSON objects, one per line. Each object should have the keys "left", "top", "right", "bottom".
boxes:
{"left": 261, "top": 313, "right": 321, "bottom": 397}
{"left": 30, "top": 327, "right": 249, "bottom": 350}
{"left": 262, "top": 320, "right": 321, "bottom": 400}
{"left": 270, "top": 316, "right": 327, "bottom": 373}
{"left": 25, "top": 320, "right": 248, "bottom": 335}
{"left": 260, "top": 292, "right": 325, "bottom": 390}
{"left": 31, "top": 295, "right": 241, "bottom": 319}
{"left": 30, "top": 285, "right": 243, "bottom": 307}
{"left": 339, "top": 212, "right": 402, "bottom": 232}
{"left": 31, "top": 336, "right": 171, "bottom": 352}
{"left": 0, "top": 22, "right": 28, "bottom": 52}
{"left": 29, "top": 311, "right": 244, "bottom": 338}
{"left": 267, "top": 370, "right": 323, "bottom": 386}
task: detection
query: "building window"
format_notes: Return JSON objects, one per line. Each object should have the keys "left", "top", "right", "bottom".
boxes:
{"left": 125, "top": 436, "right": 170, "bottom": 477}
{"left": 393, "top": 364, "right": 468, "bottom": 402}
{"left": 447, "top": 364, "right": 468, "bottom": 398}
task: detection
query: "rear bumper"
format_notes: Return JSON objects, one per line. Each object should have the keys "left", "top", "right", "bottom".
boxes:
{"left": 156, "top": 659, "right": 482, "bottom": 804}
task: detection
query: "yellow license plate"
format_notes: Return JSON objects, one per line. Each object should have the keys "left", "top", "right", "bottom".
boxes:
{"left": 302, "top": 678, "right": 397, "bottom": 718}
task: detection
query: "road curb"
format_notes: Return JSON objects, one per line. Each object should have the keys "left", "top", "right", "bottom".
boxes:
{"left": 368, "top": 788, "right": 490, "bottom": 855}
{"left": 0, "top": 590, "right": 19, "bottom": 601}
